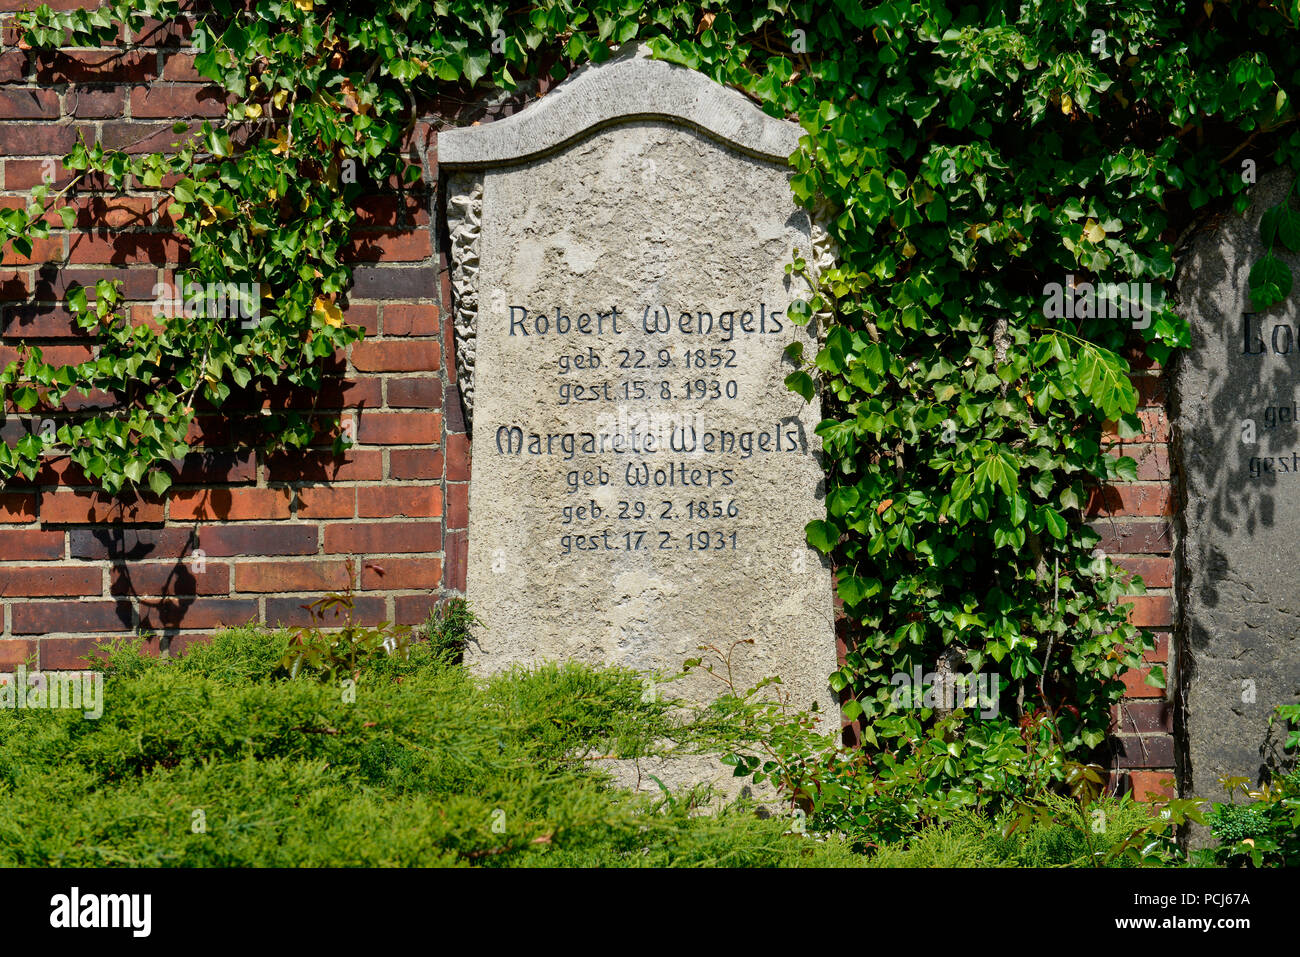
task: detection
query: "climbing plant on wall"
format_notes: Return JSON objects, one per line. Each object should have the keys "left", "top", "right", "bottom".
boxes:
{"left": 5, "top": 0, "right": 1300, "bottom": 818}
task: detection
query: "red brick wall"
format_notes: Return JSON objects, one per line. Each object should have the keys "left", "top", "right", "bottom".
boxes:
{"left": 0, "top": 5, "right": 468, "bottom": 670}
{"left": 1093, "top": 368, "right": 1177, "bottom": 800}
{"left": 0, "top": 5, "right": 1182, "bottom": 801}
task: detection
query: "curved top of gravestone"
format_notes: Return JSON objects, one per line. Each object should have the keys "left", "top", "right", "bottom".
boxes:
{"left": 438, "top": 43, "right": 802, "bottom": 167}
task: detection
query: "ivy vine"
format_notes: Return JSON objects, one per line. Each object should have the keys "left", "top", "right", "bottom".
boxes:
{"left": 4, "top": 0, "right": 1299, "bottom": 814}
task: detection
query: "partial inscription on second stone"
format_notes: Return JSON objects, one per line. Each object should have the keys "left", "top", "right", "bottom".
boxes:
{"left": 441, "top": 45, "right": 838, "bottom": 744}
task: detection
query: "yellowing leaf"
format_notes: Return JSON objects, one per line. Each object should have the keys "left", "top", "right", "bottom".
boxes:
{"left": 902, "top": 240, "right": 917, "bottom": 258}
{"left": 1060, "top": 93, "right": 1073, "bottom": 115}
{"left": 273, "top": 89, "right": 290, "bottom": 111}
{"left": 200, "top": 204, "right": 234, "bottom": 226}
{"left": 245, "top": 102, "right": 263, "bottom": 119}
{"left": 1084, "top": 218, "right": 1106, "bottom": 243}
{"left": 269, "top": 128, "right": 290, "bottom": 156}
{"left": 314, "top": 296, "right": 343, "bottom": 327}
{"left": 293, "top": 0, "right": 314, "bottom": 9}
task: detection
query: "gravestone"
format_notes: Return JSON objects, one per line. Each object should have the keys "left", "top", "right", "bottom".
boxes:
{"left": 1175, "top": 169, "right": 1300, "bottom": 804}
{"left": 440, "top": 45, "right": 837, "bottom": 781}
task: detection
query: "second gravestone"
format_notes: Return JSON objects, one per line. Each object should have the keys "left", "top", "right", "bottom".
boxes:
{"left": 440, "top": 45, "right": 837, "bottom": 741}
{"left": 1176, "top": 169, "right": 1300, "bottom": 802}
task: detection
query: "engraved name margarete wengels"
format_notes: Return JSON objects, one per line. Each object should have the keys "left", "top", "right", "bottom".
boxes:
{"left": 491, "top": 300, "right": 808, "bottom": 557}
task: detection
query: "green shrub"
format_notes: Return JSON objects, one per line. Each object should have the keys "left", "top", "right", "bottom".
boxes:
{"left": 1199, "top": 766, "right": 1300, "bottom": 867}
{"left": 0, "top": 629, "right": 860, "bottom": 868}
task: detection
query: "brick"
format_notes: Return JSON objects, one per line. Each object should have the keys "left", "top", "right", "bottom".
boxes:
{"left": 386, "top": 377, "right": 442, "bottom": 408}
{"left": 294, "top": 487, "right": 356, "bottom": 520}
{"left": 444, "top": 529, "right": 467, "bottom": 592}
{"left": 348, "top": 266, "right": 438, "bottom": 300}
{"left": 2, "top": 343, "right": 94, "bottom": 367}
{"left": 3, "top": 159, "right": 77, "bottom": 190}
{"left": 1115, "top": 555, "right": 1173, "bottom": 588}
{"left": 184, "top": 415, "right": 231, "bottom": 446}
{"left": 394, "top": 593, "right": 446, "bottom": 625}
{"left": 110, "top": 561, "right": 229, "bottom": 596}
{"left": 1126, "top": 770, "right": 1176, "bottom": 801}
{"left": 2, "top": 304, "right": 84, "bottom": 337}
{"left": 340, "top": 304, "right": 379, "bottom": 336}
{"left": 131, "top": 16, "right": 194, "bottom": 45}
{"left": 354, "top": 195, "right": 402, "bottom": 228}
{"left": 168, "top": 450, "right": 256, "bottom": 484}
{"left": 34, "top": 49, "right": 154, "bottom": 83}
{"left": 351, "top": 340, "right": 440, "bottom": 372}
{"left": 389, "top": 448, "right": 442, "bottom": 481}
{"left": 67, "top": 195, "right": 153, "bottom": 228}
{"left": 383, "top": 303, "right": 440, "bottom": 336}
{"left": 265, "top": 595, "right": 385, "bottom": 627}
{"left": 39, "top": 636, "right": 113, "bottom": 670}
{"left": 344, "top": 228, "right": 432, "bottom": 262}
{"left": 41, "top": 490, "right": 165, "bottom": 524}
{"left": 1086, "top": 483, "right": 1173, "bottom": 518}
{"left": 0, "top": 51, "right": 28, "bottom": 83}
{"left": 0, "top": 565, "right": 101, "bottom": 596}
{"left": 1114, "top": 733, "right": 1176, "bottom": 769}
{"left": 31, "top": 267, "right": 157, "bottom": 302}
{"left": 129, "top": 84, "right": 228, "bottom": 117}
{"left": 0, "top": 270, "right": 28, "bottom": 301}
{"left": 0, "top": 89, "right": 60, "bottom": 119}
{"left": 1113, "top": 699, "right": 1173, "bottom": 734}
{"left": 251, "top": 376, "right": 382, "bottom": 412}
{"left": 0, "top": 235, "right": 61, "bottom": 266}
{"left": 1133, "top": 375, "right": 1168, "bottom": 407}
{"left": 447, "top": 482, "right": 468, "bottom": 530}
{"left": 1105, "top": 443, "right": 1170, "bottom": 481}
{"left": 356, "top": 485, "right": 442, "bottom": 519}
{"left": 137, "top": 598, "right": 259, "bottom": 632}
{"left": 0, "top": 123, "right": 80, "bottom": 155}
{"left": 323, "top": 522, "right": 441, "bottom": 554}
{"left": 363, "top": 558, "right": 441, "bottom": 590}
{"left": 0, "top": 492, "right": 37, "bottom": 523}
{"left": 446, "top": 432, "right": 470, "bottom": 481}
{"left": 169, "top": 487, "right": 292, "bottom": 521}
{"left": 235, "top": 560, "right": 351, "bottom": 593}
{"left": 0, "top": 639, "right": 37, "bottom": 669}
{"left": 69, "top": 87, "right": 127, "bottom": 119}
{"left": 1121, "top": 595, "right": 1172, "bottom": 627}
{"left": 1143, "top": 632, "right": 1170, "bottom": 663}
{"left": 12, "top": 600, "right": 133, "bottom": 634}
{"left": 1091, "top": 520, "right": 1171, "bottom": 554}
{"left": 97, "top": 120, "right": 183, "bottom": 154}
{"left": 265, "top": 448, "right": 382, "bottom": 482}
{"left": 195, "top": 524, "right": 318, "bottom": 558}
{"left": 69, "top": 527, "right": 193, "bottom": 561}
{"left": 444, "top": 383, "right": 467, "bottom": 433}
{"left": 161, "top": 52, "right": 199, "bottom": 81}
{"left": 67, "top": 231, "right": 187, "bottom": 265}
{"left": 1121, "top": 665, "right": 1166, "bottom": 699}
{"left": 357, "top": 411, "right": 440, "bottom": 445}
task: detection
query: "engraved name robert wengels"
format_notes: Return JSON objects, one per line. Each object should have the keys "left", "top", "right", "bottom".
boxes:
{"left": 507, "top": 303, "right": 786, "bottom": 340}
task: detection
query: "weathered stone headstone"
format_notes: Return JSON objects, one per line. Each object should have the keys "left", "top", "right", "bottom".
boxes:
{"left": 440, "top": 46, "right": 837, "bottom": 776}
{"left": 1175, "top": 169, "right": 1300, "bottom": 803}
